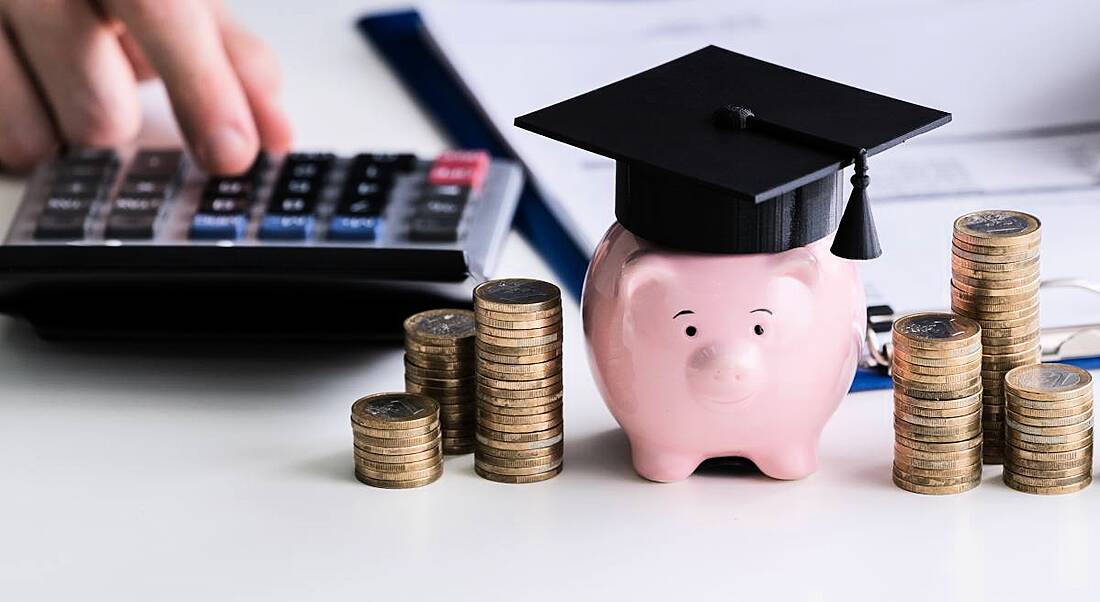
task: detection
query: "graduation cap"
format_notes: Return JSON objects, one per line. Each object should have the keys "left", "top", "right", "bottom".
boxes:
{"left": 514, "top": 46, "right": 951, "bottom": 259}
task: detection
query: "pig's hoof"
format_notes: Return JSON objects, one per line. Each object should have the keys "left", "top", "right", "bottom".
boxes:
{"left": 631, "top": 445, "right": 699, "bottom": 482}
{"left": 752, "top": 447, "right": 819, "bottom": 480}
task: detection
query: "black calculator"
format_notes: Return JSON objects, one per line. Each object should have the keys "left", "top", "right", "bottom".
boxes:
{"left": 0, "top": 147, "right": 523, "bottom": 340}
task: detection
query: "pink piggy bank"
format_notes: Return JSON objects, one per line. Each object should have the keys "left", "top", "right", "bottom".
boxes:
{"left": 584, "top": 224, "right": 866, "bottom": 482}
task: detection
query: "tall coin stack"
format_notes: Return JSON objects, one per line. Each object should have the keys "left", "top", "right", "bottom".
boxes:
{"left": 950, "top": 210, "right": 1042, "bottom": 465}
{"left": 351, "top": 392, "right": 443, "bottom": 489}
{"left": 891, "top": 312, "right": 984, "bottom": 495}
{"left": 473, "top": 279, "right": 564, "bottom": 484}
{"left": 1003, "top": 364, "right": 1093, "bottom": 495}
{"left": 403, "top": 309, "right": 478, "bottom": 454}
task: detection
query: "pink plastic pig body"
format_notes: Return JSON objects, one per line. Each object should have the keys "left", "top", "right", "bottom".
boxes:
{"left": 583, "top": 223, "right": 866, "bottom": 482}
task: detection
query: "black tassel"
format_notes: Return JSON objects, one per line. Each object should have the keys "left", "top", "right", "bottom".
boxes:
{"left": 830, "top": 149, "right": 882, "bottom": 260}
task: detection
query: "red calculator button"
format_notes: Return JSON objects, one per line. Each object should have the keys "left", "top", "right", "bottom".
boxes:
{"left": 429, "top": 150, "right": 490, "bottom": 189}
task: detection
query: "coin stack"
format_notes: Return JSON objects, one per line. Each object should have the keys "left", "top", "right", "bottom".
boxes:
{"left": 950, "top": 210, "right": 1042, "bottom": 465}
{"left": 351, "top": 392, "right": 443, "bottom": 489}
{"left": 403, "top": 309, "right": 478, "bottom": 454}
{"left": 473, "top": 279, "right": 564, "bottom": 484}
{"left": 891, "top": 312, "right": 984, "bottom": 495}
{"left": 1003, "top": 364, "right": 1093, "bottom": 495}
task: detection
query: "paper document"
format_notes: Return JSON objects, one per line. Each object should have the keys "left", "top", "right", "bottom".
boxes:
{"left": 418, "top": 0, "right": 1100, "bottom": 327}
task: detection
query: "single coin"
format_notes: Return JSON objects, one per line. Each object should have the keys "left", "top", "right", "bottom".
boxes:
{"left": 476, "top": 432, "right": 564, "bottom": 450}
{"left": 890, "top": 347, "right": 983, "bottom": 368}
{"left": 476, "top": 323, "right": 564, "bottom": 339}
{"left": 979, "top": 330, "right": 1040, "bottom": 347}
{"left": 951, "top": 282, "right": 1040, "bottom": 302}
{"left": 352, "top": 426, "right": 441, "bottom": 448}
{"left": 891, "top": 368, "right": 981, "bottom": 385}
{"left": 351, "top": 421, "right": 438, "bottom": 439}
{"left": 1006, "top": 408, "right": 1093, "bottom": 428}
{"left": 474, "top": 279, "right": 562, "bottom": 313}
{"left": 475, "top": 453, "right": 563, "bottom": 470}
{"left": 476, "top": 373, "right": 563, "bottom": 390}
{"left": 951, "top": 235, "right": 1041, "bottom": 255}
{"left": 1005, "top": 457, "right": 1092, "bottom": 474}
{"left": 403, "top": 360, "right": 473, "bottom": 381}
{"left": 894, "top": 400, "right": 982, "bottom": 418}
{"left": 981, "top": 339, "right": 1044, "bottom": 356}
{"left": 477, "top": 346, "right": 562, "bottom": 366}
{"left": 892, "top": 460, "right": 980, "bottom": 479}
{"left": 971, "top": 312, "right": 1041, "bottom": 330}
{"left": 950, "top": 293, "right": 1039, "bottom": 312}
{"left": 404, "top": 309, "right": 477, "bottom": 345}
{"left": 952, "top": 266, "right": 1042, "bottom": 284}
{"left": 403, "top": 372, "right": 475, "bottom": 388}
{"left": 1006, "top": 425, "right": 1093, "bottom": 445}
{"left": 353, "top": 455, "right": 442, "bottom": 474}
{"left": 475, "top": 458, "right": 563, "bottom": 476}
{"left": 403, "top": 382, "right": 475, "bottom": 399}
{"left": 477, "top": 356, "right": 563, "bottom": 375}
{"left": 355, "top": 438, "right": 441, "bottom": 456}
{"left": 403, "top": 343, "right": 475, "bottom": 358}
{"left": 892, "top": 313, "right": 980, "bottom": 349}
{"left": 354, "top": 445, "right": 440, "bottom": 464}
{"left": 443, "top": 442, "right": 476, "bottom": 455}
{"left": 475, "top": 314, "right": 562, "bottom": 330}
{"left": 476, "top": 340, "right": 563, "bottom": 357}
{"left": 950, "top": 253, "right": 1040, "bottom": 273}
{"left": 477, "top": 399, "right": 563, "bottom": 416}
{"left": 893, "top": 381, "right": 983, "bottom": 401}
{"left": 475, "top": 306, "right": 563, "bottom": 322}
{"left": 953, "top": 210, "right": 1041, "bottom": 245}
{"left": 1002, "top": 473, "right": 1090, "bottom": 495}
{"left": 893, "top": 474, "right": 980, "bottom": 495}
{"left": 477, "top": 331, "right": 562, "bottom": 349}
{"left": 893, "top": 390, "right": 983, "bottom": 410}
{"left": 894, "top": 419, "right": 981, "bottom": 442}
{"left": 1005, "top": 364, "right": 1093, "bottom": 401}
{"left": 891, "top": 359, "right": 982, "bottom": 377}
{"left": 1007, "top": 435, "right": 1092, "bottom": 453}
{"left": 894, "top": 407, "right": 981, "bottom": 428}
{"left": 476, "top": 463, "right": 562, "bottom": 483}
{"left": 950, "top": 245, "right": 1040, "bottom": 264}
{"left": 477, "top": 441, "right": 563, "bottom": 460}
{"left": 1005, "top": 415, "right": 1092, "bottom": 437}
{"left": 355, "top": 468, "right": 443, "bottom": 489}
{"left": 896, "top": 433, "right": 982, "bottom": 453}
{"left": 477, "top": 408, "right": 562, "bottom": 425}
{"left": 356, "top": 460, "right": 444, "bottom": 480}
{"left": 351, "top": 392, "right": 439, "bottom": 430}
{"left": 894, "top": 441, "right": 982, "bottom": 462}
{"left": 1005, "top": 444, "right": 1092, "bottom": 463}
{"left": 950, "top": 276, "right": 1040, "bottom": 297}
{"left": 892, "top": 467, "right": 979, "bottom": 487}
{"left": 1004, "top": 391, "right": 1093, "bottom": 411}
{"left": 892, "top": 374, "right": 981, "bottom": 393}
{"left": 477, "top": 424, "right": 562, "bottom": 442}
{"left": 1000, "top": 470, "right": 1090, "bottom": 488}
{"left": 951, "top": 301, "right": 1040, "bottom": 321}
{"left": 477, "top": 365, "right": 562, "bottom": 383}
{"left": 891, "top": 338, "right": 982, "bottom": 358}
{"left": 479, "top": 416, "right": 563, "bottom": 433}
{"left": 404, "top": 352, "right": 475, "bottom": 372}
{"left": 951, "top": 272, "right": 1040, "bottom": 291}
{"left": 477, "top": 382, "right": 564, "bottom": 401}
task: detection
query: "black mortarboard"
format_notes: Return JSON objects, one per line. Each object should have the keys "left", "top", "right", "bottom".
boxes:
{"left": 514, "top": 46, "right": 951, "bottom": 259}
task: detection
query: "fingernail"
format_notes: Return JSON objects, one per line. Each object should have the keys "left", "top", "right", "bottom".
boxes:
{"left": 199, "top": 125, "right": 254, "bottom": 175}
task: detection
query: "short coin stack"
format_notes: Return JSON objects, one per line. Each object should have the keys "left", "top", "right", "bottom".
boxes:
{"left": 1003, "top": 364, "right": 1093, "bottom": 495}
{"left": 473, "top": 279, "right": 564, "bottom": 483}
{"left": 351, "top": 392, "right": 443, "bottom": 488}
{"left": 891, "top": 312, "right": 984, "bottom": 495}
{"left": 403, "top": 309, "right": 477, "bottom": 454}
{"left": 950, "top": 210, "right": 1042, "bottom": 464}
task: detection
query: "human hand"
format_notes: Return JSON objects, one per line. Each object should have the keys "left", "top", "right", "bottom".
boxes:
{"left": 0, "top": 0, "right": 291, "bottom": 174}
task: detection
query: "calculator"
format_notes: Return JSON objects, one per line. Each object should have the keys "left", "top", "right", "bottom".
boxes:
{"left": 0, "top": 147, "right": 524, "bottom": 340}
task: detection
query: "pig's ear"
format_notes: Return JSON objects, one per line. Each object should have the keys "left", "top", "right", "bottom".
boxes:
{"left": 620, "top": 251, "right": 677, "bottom": 309}
{"left": 774, "top": 248, "right": 821, "bottom": 289}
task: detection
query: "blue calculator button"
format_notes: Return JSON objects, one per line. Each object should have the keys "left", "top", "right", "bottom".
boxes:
{"left": 189, "top": 213, "right": 249, "bottom": 240}
{"left": 327, "top": 216, "right": 382, "bottom": 241}
{"left": 259, "top": 215, "right": 315, "bottom": 240}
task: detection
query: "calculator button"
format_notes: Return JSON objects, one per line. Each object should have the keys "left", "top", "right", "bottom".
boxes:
{"left": 335, "top": 196, "right": 386, "bottom": 217}
{"left": 357, "top": 153, "right": 416, "bottom": 172}
{"left": 199, "top": 196, "right": 252, "bottom": 215}
{"left": 128, "top": 150, "right": 184, "bottom": 179}
{"left": 57, "top": 148, "right": 119, "bottom": 177}
{"left": 111, "top": 197, "right": 164, "bottom": 215}
{"left": 408, "top": 216, "right": 463, "bottom": 242}
{"left": 43, "top": 197, "right": 96, "bottom": 214}
{"left": 428, "top": 150, "right": 490, "bottom": 190}
{"left": 189, "top": 214, "right": 249, "bottom": 240}
{"left": 118, "top": 178, "right": 172, "bottom": 199}
{"left": 204, "top": 178, "right": 253, "bottom": 199}
{"left": 50, "top": 176, "right": 104, "bottom": 199}
{"left": 34, "top": 213, "right": 88, "bottom": 240}
{"left": 327, "top": 216, "right": 382, "bottom": 241}
{"left": 275, "top": 178, "right": 320, "bottom": 198}
{"left": 266, "top": 195, "right": 316, "bottom": 215}
{"left": 105, "top": 214, "right": 157, "bottom": 240}
{"left": 415, "top": 197, "right": 467, "bottom": 220}
{"left": 259, "top": 215, "right": 315, "bottom": 240}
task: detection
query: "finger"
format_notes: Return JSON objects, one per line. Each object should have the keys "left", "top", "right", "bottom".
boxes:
{"left": 117, "top": 31, "right": 156, "bottom": 82}
{"left": 0, "top": 19, "right": 57, "bottom": 171}
{"left": 220, "top": 23, "right": 292, "bottom": 152}
{"left": 4, "top": 0, "right": 141, "bottom": 148}
{"left": 103, "top": 0, "right": 259, "bottom": 175}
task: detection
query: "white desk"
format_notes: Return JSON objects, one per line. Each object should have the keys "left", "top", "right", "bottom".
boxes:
{"left": 1, "top": 2, "right": 1098, "bottom": 600}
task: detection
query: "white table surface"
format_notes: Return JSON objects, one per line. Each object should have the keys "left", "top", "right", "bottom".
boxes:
{"left": 1, "top": 2, "right": 1098, "bottom": 600}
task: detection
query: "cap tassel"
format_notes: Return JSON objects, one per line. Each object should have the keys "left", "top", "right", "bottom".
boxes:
{"left": 830, "top": 150, "right": 882, "bottom": 260}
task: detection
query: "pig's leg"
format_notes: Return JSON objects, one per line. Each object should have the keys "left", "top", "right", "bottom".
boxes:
{"left": 751, "top": 440, "right": 819, "bottom": 480}
{"left": 630, "top": 439, "right": 700, "bottom": 483}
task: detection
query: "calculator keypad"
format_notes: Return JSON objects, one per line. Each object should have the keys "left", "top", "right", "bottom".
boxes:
{"left": 18, "top": 147, "right": 499, "bottom": 249}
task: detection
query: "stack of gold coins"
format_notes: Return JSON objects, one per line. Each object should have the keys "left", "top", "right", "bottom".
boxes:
{"left": 950, "top": 210, "right": 1042, "bottom": 465}
{"left": 891, "top": 312, "right": 984, "bottom": 495}
{"left": 403, "top": 309, "right": 477, "bottom": 454}
{"left": 351, "top": 392, "right": 443, "bottom": 488}
{"left": 1003, "top": 364, "right": 1093, "bottom": 495}
{"left": 473, "top": 279, "right": 564, "bottom": 483}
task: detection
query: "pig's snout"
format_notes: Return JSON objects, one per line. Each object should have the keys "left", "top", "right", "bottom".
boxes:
{"left": 686, "top": 343, "right": 763, "bottom": 406}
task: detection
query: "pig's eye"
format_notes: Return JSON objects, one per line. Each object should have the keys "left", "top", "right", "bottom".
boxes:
{"left": 684, "top": 326, "right": 697, "bottom": 337}
{"left": 754, "top": 324, "right": 765, "bottom": 336}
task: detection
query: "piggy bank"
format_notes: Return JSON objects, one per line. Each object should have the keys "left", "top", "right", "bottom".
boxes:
{"left": 583, "top": 223, "right": 866, "bottom": 482}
